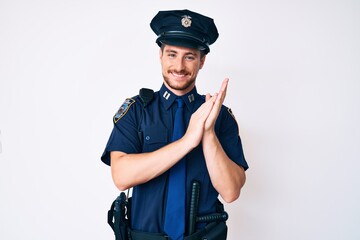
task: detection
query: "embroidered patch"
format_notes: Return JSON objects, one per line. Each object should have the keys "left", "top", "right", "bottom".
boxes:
{"left": 114, "top": 98, "right": 135, "bottom": 123}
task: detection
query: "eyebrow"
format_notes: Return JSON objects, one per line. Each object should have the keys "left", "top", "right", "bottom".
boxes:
{"left": 165, "top": 49, "right": 198, "bottom": 56}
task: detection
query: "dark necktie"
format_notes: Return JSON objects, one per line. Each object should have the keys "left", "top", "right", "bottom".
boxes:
{"left": 164, "top": 98, "right": 186, "bottom": 240}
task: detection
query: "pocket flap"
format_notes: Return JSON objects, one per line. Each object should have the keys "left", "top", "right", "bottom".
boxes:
{"left": 143, "top": 127, "right": 168, "bottom": 144}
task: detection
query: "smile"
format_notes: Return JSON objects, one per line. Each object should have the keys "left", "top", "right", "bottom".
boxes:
{"left": 170, "top": 71, "right": 188, "bottom": 78}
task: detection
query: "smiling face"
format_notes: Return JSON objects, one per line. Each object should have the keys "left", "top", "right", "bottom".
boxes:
{"left": 159, "top": 44, "right": 206, "bottom": 96}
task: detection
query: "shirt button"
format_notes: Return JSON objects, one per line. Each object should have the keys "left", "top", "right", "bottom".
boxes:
{"left": 145, "top": 136, "right": 150, "bottom": 141}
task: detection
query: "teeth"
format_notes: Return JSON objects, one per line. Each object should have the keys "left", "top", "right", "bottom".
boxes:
{"left": 172, "top": 72, "right": 186, "bottom": 77}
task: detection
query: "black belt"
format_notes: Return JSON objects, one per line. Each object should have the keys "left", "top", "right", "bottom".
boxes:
{"left": 129, "top": 222, "right": 226, "bottom": 240}
{"left": 129, "top": 230, "right": 169, "bottom": 240}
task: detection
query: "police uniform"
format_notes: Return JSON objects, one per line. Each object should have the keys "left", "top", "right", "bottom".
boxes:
{"left": 101, "top": 9, "right": 249, "bottom": 239}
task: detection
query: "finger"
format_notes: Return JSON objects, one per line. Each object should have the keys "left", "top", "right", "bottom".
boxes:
{"left": 214, "top": 80, "right": 228, "bottom": 106}
{"left": 219, "top": 78, "right": 229, "bottom": 101}
{"left": 194, "top": 94, "right": 217, "bottom": 118}
{"left": 220, "top": 78, "right": 229, "bottom": 93}
{"left": 205, "top": 93, "right": 211, "bottom": 102}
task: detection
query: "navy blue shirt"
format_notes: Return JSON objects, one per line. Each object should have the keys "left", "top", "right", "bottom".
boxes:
{"left": 101, "top": 84, "right": 248, "bottom": 234}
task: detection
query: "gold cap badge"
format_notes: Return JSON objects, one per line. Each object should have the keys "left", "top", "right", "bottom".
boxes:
{"left": 181, "top": 15, "right": 192, "bottom": 27}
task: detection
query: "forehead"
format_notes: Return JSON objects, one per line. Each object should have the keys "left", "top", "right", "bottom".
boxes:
{"left": 163, "top": 44, "right": 200, "bottom": 55}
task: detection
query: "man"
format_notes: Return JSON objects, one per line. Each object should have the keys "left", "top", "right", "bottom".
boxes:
{"left": 102, "top": 9, "right": 248, "bottom": 240}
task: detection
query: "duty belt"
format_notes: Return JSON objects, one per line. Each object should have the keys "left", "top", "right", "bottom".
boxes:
{"left": 107, "top": 181, "right": 228, "bottom": 240}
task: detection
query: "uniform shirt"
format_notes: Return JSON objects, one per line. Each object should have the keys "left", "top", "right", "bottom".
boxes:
{"left": 101, "top": 84, "right": 248, "bottom": 234}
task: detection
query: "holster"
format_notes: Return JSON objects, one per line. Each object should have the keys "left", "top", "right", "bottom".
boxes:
{"left": 107, "top": 192, "right": 131, "bottom": 240}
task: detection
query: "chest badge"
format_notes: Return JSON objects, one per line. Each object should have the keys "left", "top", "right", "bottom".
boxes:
{"left": 114, "top": 98, "right": 135, "bottom": 123}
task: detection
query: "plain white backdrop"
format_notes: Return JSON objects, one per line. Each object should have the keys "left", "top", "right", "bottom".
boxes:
{"left": 0, "top": 0, "right": 359, "bottom": 239}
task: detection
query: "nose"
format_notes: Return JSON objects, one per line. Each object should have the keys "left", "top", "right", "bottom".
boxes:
{"left": 174, "top": 58, "right": 186, "bottom": 72}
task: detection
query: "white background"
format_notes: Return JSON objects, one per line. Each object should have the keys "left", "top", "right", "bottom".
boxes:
{"left": 1, "top": 0, "right": 359, "bottom": 239}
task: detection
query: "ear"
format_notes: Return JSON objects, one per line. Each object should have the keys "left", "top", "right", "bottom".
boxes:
{"left": 199, "top": 55, "right": 206, "bottom": 69}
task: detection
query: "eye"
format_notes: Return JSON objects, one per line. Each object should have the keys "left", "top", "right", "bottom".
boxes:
{"left": 168, "top": 53, "right": 176, "bottom": 58}
{"left": 185, "top": 55, "right": 195, "bottom": 61}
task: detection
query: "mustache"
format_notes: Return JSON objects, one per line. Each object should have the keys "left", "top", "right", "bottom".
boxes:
{"left": 168, "top": 70, "right": 189, "bottom": 75}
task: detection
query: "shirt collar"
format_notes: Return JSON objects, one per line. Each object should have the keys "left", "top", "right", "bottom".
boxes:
{"left": 159, "top": 84, "right": 200, "bottom": 111}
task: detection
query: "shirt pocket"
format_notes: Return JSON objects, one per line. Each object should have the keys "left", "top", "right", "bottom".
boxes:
{"left": 142, "top": 127, "right": 169, "bottom": 152}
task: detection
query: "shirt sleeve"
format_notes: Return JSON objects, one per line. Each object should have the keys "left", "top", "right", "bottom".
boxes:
{"left": 216, "top": 106, "right": 249, "bottom": 171}
{"left": 101, "top": 98, "right": 142, "bottom": 166}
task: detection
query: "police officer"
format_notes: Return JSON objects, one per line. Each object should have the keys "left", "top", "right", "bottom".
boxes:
{"left": 102, "top": 9, "right": 249, "bottom": 240}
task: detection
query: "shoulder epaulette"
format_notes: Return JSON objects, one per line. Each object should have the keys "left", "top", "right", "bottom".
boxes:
{"left": 139, "top": 88, "right": 154, "bottom": 107}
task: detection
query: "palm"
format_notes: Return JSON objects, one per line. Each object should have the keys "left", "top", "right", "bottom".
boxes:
{"left": 183, "top": 78, "right": 229, "bottom": 148}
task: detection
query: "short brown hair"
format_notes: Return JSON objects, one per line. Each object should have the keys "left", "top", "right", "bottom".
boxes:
{"left": 160, "top": 44, "right": 206, "bottom": 59}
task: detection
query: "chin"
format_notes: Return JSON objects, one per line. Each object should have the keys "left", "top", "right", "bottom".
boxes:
{"left": 169, "top": 82, "right": 194, "bottom": 91}
{"left": 163, "top": 75, "right": 196, "bottom": 92}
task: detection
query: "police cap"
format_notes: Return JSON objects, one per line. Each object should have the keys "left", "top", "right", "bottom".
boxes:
{"left": 150, "top": 9, "right": 219, "bottom": 54}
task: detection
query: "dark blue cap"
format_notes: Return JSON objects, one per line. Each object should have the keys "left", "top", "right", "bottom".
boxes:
{"left": 150, "top": 9, "right": 219, "bottom": 54}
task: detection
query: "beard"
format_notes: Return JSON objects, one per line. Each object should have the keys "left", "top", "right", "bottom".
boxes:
{"left": 162, "top": 71, "right": 196, "bottom": 92}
